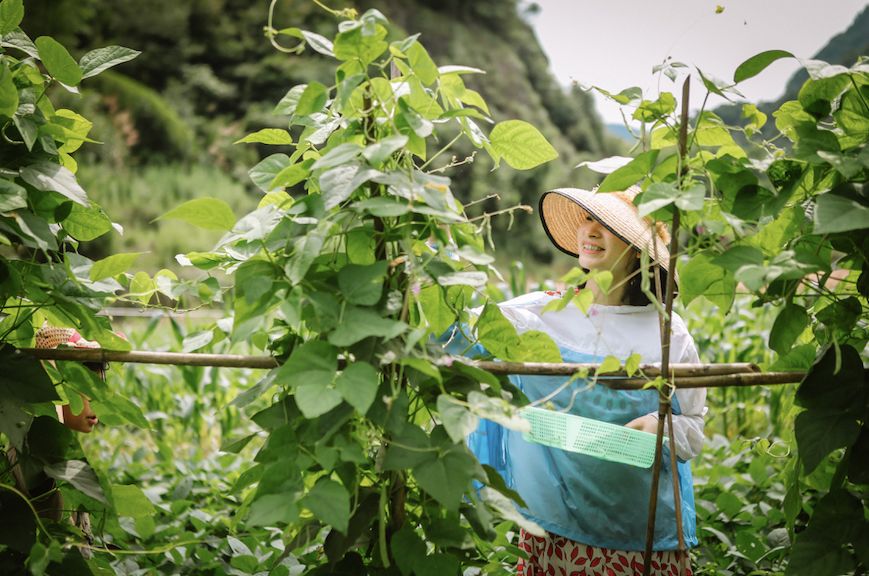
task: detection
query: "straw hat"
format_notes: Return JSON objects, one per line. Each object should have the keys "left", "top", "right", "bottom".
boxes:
{"left": 538, "top": 186, "right": 673, "bottom": 273}
{"left": 35, "top": 324, "right": 100, "bottom": 350}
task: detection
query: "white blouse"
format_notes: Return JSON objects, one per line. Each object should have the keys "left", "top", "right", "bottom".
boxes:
{"left": 491, "top": 291, "right": 707, "bottom": 461}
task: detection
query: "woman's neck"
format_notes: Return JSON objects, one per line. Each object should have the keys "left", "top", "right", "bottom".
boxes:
{"left": 588, "top": 280, "right": 627, "bottom": 306}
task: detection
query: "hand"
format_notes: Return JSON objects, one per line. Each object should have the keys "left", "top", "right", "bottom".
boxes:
{"left": 624, "top": 414, "right": 658, "bottom": 434}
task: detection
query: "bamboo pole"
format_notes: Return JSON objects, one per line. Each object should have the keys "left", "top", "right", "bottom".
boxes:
{"left": 469, "top": 361, "right": 760, "bottom": 378}
{"left": 644, "top": 75, "right": 692, "bottom": 576}
{"left": 16, "top": 347, "right": 808, "bottom": 386}
{"left": 21, "top": 347, "right": 280, "bottom": 369}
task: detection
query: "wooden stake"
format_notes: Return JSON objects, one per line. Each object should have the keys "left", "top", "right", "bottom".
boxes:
{"left": 644, "top": 75, "right": 692, "bottom": 576}
{"left": 17, "top": 347, "right": 807, "bottom": 386}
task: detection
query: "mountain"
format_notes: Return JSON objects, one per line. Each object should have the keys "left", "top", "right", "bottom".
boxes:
{"left": 715, "top": 6, "right": 869, "bottom": 127}
{"left": 22, "top": 0, "right": 623, "bottom": 266}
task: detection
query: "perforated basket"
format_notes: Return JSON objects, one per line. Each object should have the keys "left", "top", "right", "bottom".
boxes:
{"left": 520, "top": 406, "right": 666, "bottom": 468}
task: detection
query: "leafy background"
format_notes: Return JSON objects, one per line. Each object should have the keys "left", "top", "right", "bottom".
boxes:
{"left": 1, "top": 0, "right": 867, "bottom": 575}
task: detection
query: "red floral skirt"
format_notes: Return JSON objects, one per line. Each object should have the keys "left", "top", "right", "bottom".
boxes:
{"left": 516, "top": 529, "right": 692, "bottom": 576}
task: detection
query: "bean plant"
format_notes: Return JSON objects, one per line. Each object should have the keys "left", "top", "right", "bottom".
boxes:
{"left": 1, "top": 1, "right": 867, "bottom": 574}
{"left": 584, "top": 53, "right": 868, "bottom": 575}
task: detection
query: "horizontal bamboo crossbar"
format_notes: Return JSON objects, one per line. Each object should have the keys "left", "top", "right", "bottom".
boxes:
{"left": 22, "top": 347, "right": 281, "bottom": 369}
{"left": 17, "top": 347, "right": 808, "bottom": 387}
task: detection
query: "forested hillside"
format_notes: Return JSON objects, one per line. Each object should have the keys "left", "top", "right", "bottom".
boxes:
{"left": 21, "top": 0, "right": 622, "bottom": 269}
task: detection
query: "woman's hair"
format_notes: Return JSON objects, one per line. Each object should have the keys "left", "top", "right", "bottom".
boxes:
{"left": 578, "top": 254, "right": 673, "bottom": 306}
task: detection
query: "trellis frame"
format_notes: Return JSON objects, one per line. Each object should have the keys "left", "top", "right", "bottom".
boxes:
{"left": 11, "top": 76, "right": 818, "bottom": 576}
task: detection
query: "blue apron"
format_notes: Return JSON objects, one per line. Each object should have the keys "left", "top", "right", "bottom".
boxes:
{"left": 453, "top": 335, "right": 697, "bottom": 551}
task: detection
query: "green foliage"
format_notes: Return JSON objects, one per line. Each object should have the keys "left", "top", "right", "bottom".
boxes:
{"left": 149, "top": 8, "right": 562, "bottom": 572}
{"left": 589, "top": 47, "right": 869, "bottom": 573}
{"left": 2, "top": 2, "right": 866, "bottom": 574}
{"left": 0, "top": 2, "right": 141, "bottom": 570}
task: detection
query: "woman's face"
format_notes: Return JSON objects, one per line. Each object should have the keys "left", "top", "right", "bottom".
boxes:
{"left": 576, "top": 213, "right": 636, "bottom": 283}
{"left": 62, "top": 395, "right": 98, "bottom": 433}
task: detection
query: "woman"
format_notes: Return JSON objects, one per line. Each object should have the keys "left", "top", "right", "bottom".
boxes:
{"left": 463, "top": 186, "right": 705, "bottom": 575}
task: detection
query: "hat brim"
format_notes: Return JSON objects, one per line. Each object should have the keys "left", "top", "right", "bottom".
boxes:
{"left": 539, "top": 188, "right": 671, "bottom": 273}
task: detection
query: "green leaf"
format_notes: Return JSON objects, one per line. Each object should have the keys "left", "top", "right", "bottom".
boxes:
{"left": 277, "top": 340, "right": 337, "bottom": 387}
{"left": 282, "top": 341, "right": 341, "bottom": 418}
{"left": 234, "top": 128, "right": 293, "bottom": 145}
{"left": 406, "top": 41, "right": 438, "bottom": 85}
{"left": 0, "top": 397, "right": 31, "bottom": 451}
{"left": 813, "top": 193, "right": 869, "bottom": 234}
{"left": 128, "top": 270, "right": 154, "bottom": 304}
{"left": 0, "top": 29, "right": 38, "bottom": 59}
{"left": 274, "top": 84, "right": 307, "bottom": 115}
{"left": 632, "top": 92, "right": 676, "bottom": 122}
{"left": 249, "top": 153, "right": 290, "bottom": 192}
{"left": 488, "top": 120, "right": 558, "bottom": 170}
{"left": 734, "top": 50, "right": 795, "bottom": 83}
{"left": 111, "top": 484, "right": 155, "bottom": 517}
{"left": 337, "top": 261, "right": 387, "bottom": 305}
{"left": 49, "top": 109, "right": 95, "bottom": 154}
{"left": 769, "top": 303, "right": 808, "bottom": 355}
{"left": 417, "top": 285, "right": 454, "bottom": 336}
{"left": 295, "top": 381, "right": 342, "bottom": 418}
{"left": 573, "top": 288, "right": 594, "bottom": 313}
{"left": 786, "top": 490, "right": 862, "bottom": 576}
{"left": 414, "top": 554, "right": 460, "bottom": 576}
{"left": 598, "top": 150, "right": 659, "bottom": 193}
{"left": 638, "top": 182, "right": 704, "bottom": 216}
{"left": 301, "top": 478, "right": 350, "bottom": 534}
{"left": 384, "top": 425, "right": 432, "bottom": 470}
{"left": 0, "top": 178, "right": 27, "bottom": 211}
{"left": 677, "top": 253, "right": 735, "bottom": 311}
{"left": 475, "top": 303, "right": 561, "bottom": 363}
{"left": 270, "top": 158, "right": 313, "bottom": 189}
{"left": 301, "top": 30, "right": 334, "bottom": 57}
{"left": 518, "top": 330, "right": 562, "bottom": 363}
{"left": 231, "top": 371, "right": 277, "bottom": 408}
{"left": 0, "top": 62, "right": 17, "bottom": 118}
{"left": 0, "top": 348, "right": 59, "bottom": 403}
{"left": 335, "top": 361, "right": 379, "bottom": 414}
{"left": 327, "top": 306, "right": 407, "bottom": 347}
{"left": 248, "top": 493, "right": 298, "bottom": 526}
{"left": 89, "top": 251, "right": 144, "bottom": 281}
{"left": 597, "top": 355, "right": 621, "bottom": 375}
{"left": 44, "top": 460, "right": 107, "bottom": 504}
{"left": 320, "top": 165, "right": 381, "bottom": 210}
{"left": 295, "top": 81, "right": 328, "bottom": 116}
{"left": 397, "top": 98, "right": 433, "bottom": 138}
{"left": 711, "top": 245, "right": 764, "bottom": 272}
{"left": 390, "top": 525, "right": 427, "bottom": 576}
{"left": 362, "top": 134, "right": 408, "bottom": 165}
{"left": 437, "top": 395, "right": 479, "bottom": 443}
{"left": 412, "top": 443, "right": 477, "bottom": 512}
{"left": 312, "top": 142, "right": 364, "bottom": 171}
{"left": 78, "top": 45, "right": 140, "bottom": 79}
{"left": 156, "top": 197, "right": 236, "bottom": 231}
{"left": 352, "top": 197, "right": 410, "bottom": 217}
{"left": 794, "top": 345, "right": 865, "bottom": 474}
{"left": 20, "top": 161, "right": 88, "bottom": 205}
{"left": 35, "top": 36, "right": 82, "bottom": 86}
{"left": 333, "top": 23, "right": 387, "bottom": 65}
{"left": 624, "top": 353, "right": 641, "bottom": 376}
{"left": 0, "top": 0, "right": 23, "bottom": 34}
{"left": 60, "top": 202, "right": 112, "bottom": 241}
{"left": 285, "top": 225, "right": 327, "bottom": 284}
{"left": 480, "top": 486, "right": 544, "bottom": 537}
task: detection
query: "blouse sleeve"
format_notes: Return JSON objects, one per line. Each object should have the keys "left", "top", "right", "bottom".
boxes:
{"left": 647, "top": 316, "right": 707, "bottom": 461}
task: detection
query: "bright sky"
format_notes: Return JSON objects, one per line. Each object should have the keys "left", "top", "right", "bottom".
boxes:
{"left": 529, "top": 0, "right": 868, "bottom": 124}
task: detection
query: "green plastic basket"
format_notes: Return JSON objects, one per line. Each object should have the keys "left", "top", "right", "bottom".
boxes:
{"left": 520, "top": 406, "right": 667, "bottom": 468}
